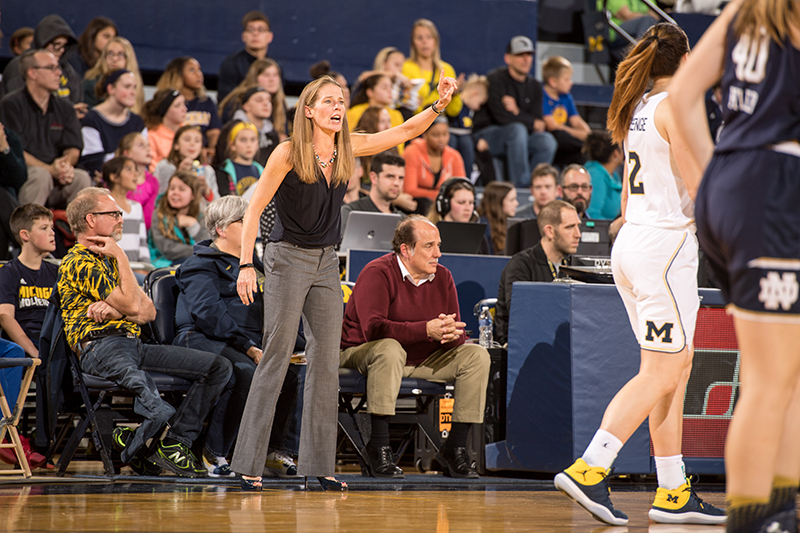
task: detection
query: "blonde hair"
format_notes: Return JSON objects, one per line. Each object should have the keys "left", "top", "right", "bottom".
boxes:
{"left": 607, "top": 23, "right": 689, "bottom": 145}
{"left": 373, "top": 47, "right": 404, "bottom": 72}
{"left": 542, "top": 56, "right": 572, "bottom": 84}
{"left": 290, "top": 76, "right": 355, "bottom": 187}
{"left": 219, "top": 58, "right": 287, "bottom": 134}
{"left": 409, "top": 19, "right": 442, "bottom": 74}
{"left": 85, "top": 36, "right": 145, "bottom": 114}
{"left": 734, "top": 0, "right": 800, "bottom": 43}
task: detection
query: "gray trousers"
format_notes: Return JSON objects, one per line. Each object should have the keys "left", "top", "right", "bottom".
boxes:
{"left": 230, "top": 241, "right": 342, "bottom": 477}
{"left": 19, "top": 166, "right": 91, "bottom": 208}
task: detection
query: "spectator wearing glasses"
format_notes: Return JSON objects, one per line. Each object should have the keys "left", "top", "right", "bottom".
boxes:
{"left": 217, "top": 12, "right": 274, "bottom": 104}
{"left": 0, "top": 50, "right": 91, "bottom": 210}
{"left": 558, "top": 164, "right": 593, "bottom": 219}
{"left": 0, "top": 15, "right": 84, "bottom": 109}
{"left": 83, "top": 37, "right": 145, "bottom": 114}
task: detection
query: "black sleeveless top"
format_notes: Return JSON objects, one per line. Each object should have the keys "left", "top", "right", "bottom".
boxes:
{"left": 715, "top": 20, "right": 800, "bottom": 153}
{"left": 269, "top": 168, "right": 348, "bottom": 248}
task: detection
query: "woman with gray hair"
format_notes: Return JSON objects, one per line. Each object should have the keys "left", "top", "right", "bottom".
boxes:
{"left": 172, "top": 195, "right": 305, "bottom": 479}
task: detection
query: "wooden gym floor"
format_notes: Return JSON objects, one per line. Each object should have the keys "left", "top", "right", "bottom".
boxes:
{"left": 0, "top": 461, "right": 729, "bottom": 532}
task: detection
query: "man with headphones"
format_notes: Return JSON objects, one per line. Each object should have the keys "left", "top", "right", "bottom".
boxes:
{"left": 340, "top": 151, "right": 405, "bottom": 238}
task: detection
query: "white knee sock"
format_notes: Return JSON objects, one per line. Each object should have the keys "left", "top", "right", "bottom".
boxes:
{"left": 581, "top": 429, "right": 623, "bottom": 471}
{"left": 655, "top": 454, "right": 685, "bottom": 490}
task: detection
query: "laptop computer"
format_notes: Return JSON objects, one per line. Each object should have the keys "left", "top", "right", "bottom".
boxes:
{"left": 436, "top": 221, "right": 488, "bottom": 254}
{"left": 339, "top": 211, "right": 403, "bottom": 253}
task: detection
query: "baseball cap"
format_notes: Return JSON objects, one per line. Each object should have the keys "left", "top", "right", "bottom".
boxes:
{"left": 506, "top": 36, "right": 534, "bottom": 55}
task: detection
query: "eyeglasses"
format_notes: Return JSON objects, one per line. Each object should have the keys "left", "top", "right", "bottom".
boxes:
{"left": 245, "top": 26, "right": 271, "bottom": 34}
{"left": 107, "top": 51, "right": 127, "bottom": 60}
{"left": 562, "top": 184, "right": 593, "bottom": 192}
{"left": 47, "top": 41, "right": 68, "bottom": 53}
{"left": 32, "top": 65, "right": 62, "bottom": 73}
{"left": 90, "top": 211, "right": 124, "bottom": 220}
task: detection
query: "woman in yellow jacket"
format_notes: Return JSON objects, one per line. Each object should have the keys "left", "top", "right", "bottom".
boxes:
{"left": 402, "top": 19, "right": 463, "bottom": 117}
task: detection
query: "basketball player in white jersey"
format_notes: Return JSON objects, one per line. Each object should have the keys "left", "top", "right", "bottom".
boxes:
{"left": 554, "top": 23, "right": 725, "bottom": 526}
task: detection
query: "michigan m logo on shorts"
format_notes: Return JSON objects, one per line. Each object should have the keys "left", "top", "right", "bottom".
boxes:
{"left": 758, "top": 272, "right": 799, "bottom": 311}
{"left": 645, "top": 321, "right": 674, "bottom": 343}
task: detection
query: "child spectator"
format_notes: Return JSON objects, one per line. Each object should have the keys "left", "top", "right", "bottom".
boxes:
{"left": 149, "top": 171, "right": 210, "bottom": 267}
{"left": 102, "top": 157, "right": 150, "bottom": 263}
{"left": 79, "top": 70, "right": 146, "bottom": 177}
{"left": 69, "top": 17, "right": 117, "bottom": 79}
{"left": 348, "top": 74, "right": 405, "bottom": 154}
{"left": 583, "top": 130, "right": 623, "bottom": 220}
{"left": 154, "top": 125, "right": 219, "bottom": 204}
{"left": 217, "top": 122, "right": 263, "bottom": 198}
{"left": 156, "top": 57, "right": 222, "bottom": 159}
{"left": 402, "top": 19, "right": 463, "bottom": 117}
{"left": 231, "top": 87, "right": 279, "bottom": 166}
{"left": 82, "top": 37, "right": 145, "bottom": 113}
{"left": 143, "top": 89, "right": 187, "bottom": 172}
{"left": 117, "top": 132, "right": 159, "bottom": 230}
{"left": 0, "top": 204, "right": 55, "bottom": 469}
{"left": 448, "top": 74, "right": 489, "bottom": 181}
{"left": 219, "top": 58, "right": 288, "bottom": 138}
{"left": 403, "top": 116, "right": 466, "bottom": 213}
{"left": 217, "top": 11, "right": 274, "bottom": 103}
{"left": 8, "top": 28, "right": 34, "bottom": 56}
{"left": 355, "top": 107, "right": 395, "bottom": 184}
{"left": 309, "top": 60, "right": 350, "bottom": 109}
{"left": 541, "top": 56, "right": 591, "bottom": 168}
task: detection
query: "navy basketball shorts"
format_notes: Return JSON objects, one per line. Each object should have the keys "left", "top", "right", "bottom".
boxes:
{"left": 696, "top": 148, "right": 800, "bottom": 320}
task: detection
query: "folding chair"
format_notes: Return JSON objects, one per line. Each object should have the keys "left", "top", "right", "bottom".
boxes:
{"left": 0, "top": 357, "right": 41, "bottom": 478}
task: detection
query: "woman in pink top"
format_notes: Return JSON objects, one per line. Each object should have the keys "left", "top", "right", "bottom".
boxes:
{"left": 403, "top": 116, "right": 466, "bottom": 207}
{"left": 143, "top": 89, "right": 187, "bottom": 172}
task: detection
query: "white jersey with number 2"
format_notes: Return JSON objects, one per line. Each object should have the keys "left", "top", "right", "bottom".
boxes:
{"left": 624, "top": 91, "right": 695, "bottom": 230}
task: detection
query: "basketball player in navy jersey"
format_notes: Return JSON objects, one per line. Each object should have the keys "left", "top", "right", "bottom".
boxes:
{"left": 671, "top": 1, "right": 800, "bottom": 531}
{"left": 554, "top": 23, "right": 725, "bottom": 526}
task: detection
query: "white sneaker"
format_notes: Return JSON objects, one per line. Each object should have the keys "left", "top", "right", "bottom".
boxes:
{"left": 203, "top": 450, "right": 234, "bottom": 478}
{"left": 263, "top": 451, "right": 300, "bottom": 478}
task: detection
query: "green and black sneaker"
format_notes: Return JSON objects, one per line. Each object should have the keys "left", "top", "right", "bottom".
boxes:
{"left": 112, "top": 426, "right": 162, "bottom": 476}
{"left": 149, "top": 440, "right": 207, "bottom": 478}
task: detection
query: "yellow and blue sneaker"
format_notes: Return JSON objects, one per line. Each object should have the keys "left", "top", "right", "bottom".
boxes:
{"left": 648, "top": 482, "right": 726, "bottom": 525}
{"left": 554, "top": 458, "right": 629, "bottom": 526}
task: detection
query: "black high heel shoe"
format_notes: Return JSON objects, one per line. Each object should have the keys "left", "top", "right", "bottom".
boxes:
{"left": 305, "top": 476, "right": 348, "bottom": 491}
{"left": 241, "top": 476, "right": 263, "bottom": 491}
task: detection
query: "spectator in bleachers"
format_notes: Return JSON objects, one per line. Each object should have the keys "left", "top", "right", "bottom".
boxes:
{"left": 218, "top": 58, "right": 288, "bottom": 139}
{"left": 348, "top": 75, "right": 405, "bottom": 135}
{"left": 0, "top": 204, "right": 58, "bottom": 469}
{"left": 156, "top": 57, "right": 222, "bottom": 160}
{"left": 69, "top": 17, "right": 117, "bottom": 79}
{"left": 230, "top": 87, "right": 279, "bottom": 167}
{"left": 352, "top": 47, "right": 414, "bottom": 120}
{"left": 0, "top": 122, "right": 27, "bottom": 260}
{"left": 340, "top": 215, "right": 490, "bottom": 478}
{"left": 0, "top": 15, "right": 84, "bottom": 108}
{"left": 340, "top": 151, "right": 405, "bottom": 237}
{"left": 583, "top": 131, "right": 623, "bottom": 220}
{"left": 143, "top": 89, "right": 187, "bottom": 173}
{"left": 117, "top": 132, "right": 158, "bottom": 230}
{"left": 355, "top": 106, "right": 394, "bottom": 182}
{"left": 82, "top": 37, "right": 145, "bottom": 113}
{"left": 217, "top": 11, "right": 273, "bottom": 103}
{"left": 8, "top": 28, "right": 34, "bottom": 56}
{"left": 79, "top": 70, "right": 146, "bottom": 178}
{"left": 473, "top": 36, "right": 557, "bottom": 188}
{"left": 402, "top": 19, "right": 463, "bottom": 118}
{"left": 101, "top": 157, "right": 149, "bottom": 263}
{"left": 542, "top": 56, "right": 591, "bottom": 168}
{"left": 154, "top": 125, "right": 219, "bottom": 204}
{"left": 215, "top": 122, "right": 263, "bottom": 198}
{"left": 149, "top": 171, "right": 210, "bottom": 267}
{"left": 343, "top": 158, "right": 365, "bottom": 205}
{"left": 448, "top": 74, "right": 489, "bottom": 182}
{"left": 559, "top": 164, "right": 592, "bottom": 218}
{"left": 0, "top": 50, "right": 92, "bottom": 209}
{"left": 495, "top": 200, "right": 580, "bottom": 345}
{"left": 477, "top": 181, "right": 518, "bottom": 255}
{"left": 403, "top": 115, "right": 466, "bottom": 214}
{"left": 58, "top": 187, "right": 230, "bottom": 477}
{"left": 515, "top": 163, "right": 559, "bottom": 219}
{"left": 427, "top": 177, "right": 478, "bottom": 224}
{"left": 173, "top": 195, "right": 304, "bottom": 478}
{"left": 310, "top": 61, "right": 350, "bottom": 109}
{"left": 603, "top": 0, "right": 659, "bottom": 46}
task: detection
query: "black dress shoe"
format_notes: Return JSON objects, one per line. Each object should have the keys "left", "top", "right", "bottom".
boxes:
{"left": 364, "top": 445, "right": 404, "bottom": 478}
{"left": 436, "top": 445, "right": 478, "bottom": 479}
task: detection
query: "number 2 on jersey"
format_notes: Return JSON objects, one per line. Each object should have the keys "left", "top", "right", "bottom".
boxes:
{"left": 628, "top": 151, "right": 644, "bottom": 195}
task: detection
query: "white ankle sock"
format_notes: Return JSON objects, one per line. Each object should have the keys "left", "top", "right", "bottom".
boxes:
{"left": 655, "top": 454, "right": 685, "bottom": 490}
{"left": 582, "top": 429, "right": 623, "bottom": 470}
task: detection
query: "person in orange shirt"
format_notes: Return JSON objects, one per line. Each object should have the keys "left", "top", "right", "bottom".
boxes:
{"left": 143, "top": 89, "right": 186, "bottom": 172}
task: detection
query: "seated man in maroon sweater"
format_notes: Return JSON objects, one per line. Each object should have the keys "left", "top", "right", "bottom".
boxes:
{"left": 340, "top": 215, "right": 490, "bottom": 479}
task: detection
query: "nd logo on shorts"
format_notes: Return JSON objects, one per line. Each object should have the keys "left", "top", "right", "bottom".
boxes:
{"left": 748, "top": 259, "right": 800, "bottom": 315}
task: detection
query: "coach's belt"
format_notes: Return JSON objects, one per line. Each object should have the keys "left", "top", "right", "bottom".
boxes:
{"left": 79, "top": 330, "right": 137, "bottom": 351}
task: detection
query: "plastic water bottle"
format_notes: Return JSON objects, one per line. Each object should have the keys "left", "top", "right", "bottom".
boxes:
{"left": 478, "top": 306, "right": 493, "bottom": 348}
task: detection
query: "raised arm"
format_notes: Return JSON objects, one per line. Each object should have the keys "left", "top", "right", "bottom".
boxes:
{"left": 237, "top": 141, "right": 292, "bottom": 305}
{"left": 351, "top": 71, "right": 457, "bottom": 157}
